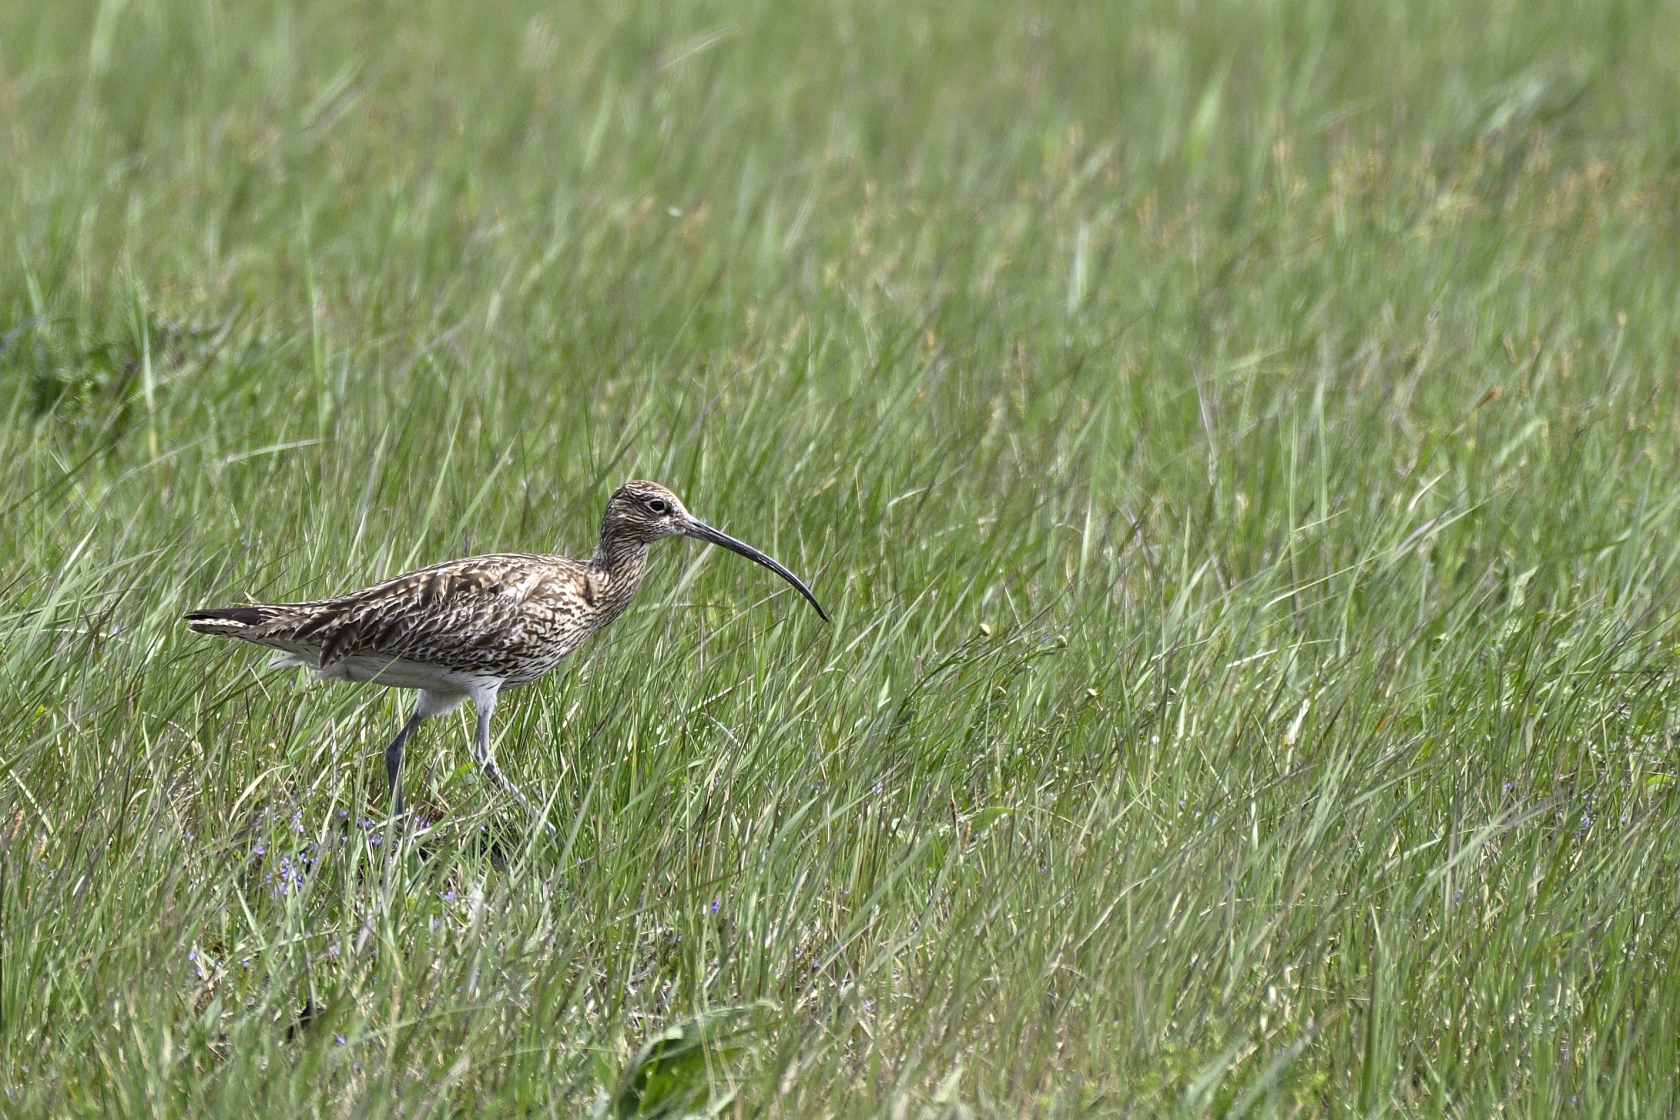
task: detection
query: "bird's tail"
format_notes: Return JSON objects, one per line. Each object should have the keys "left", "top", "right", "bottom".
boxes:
{"left": 183, "top": 604, "right": 280, "bottom": 637}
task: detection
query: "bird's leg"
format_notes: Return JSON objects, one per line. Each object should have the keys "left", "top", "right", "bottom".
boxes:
{"left": 470, "top": 695, "right": 532, "bottom": 811}
{"left": 384, "top": 705, "right": 426, "bottom": 819}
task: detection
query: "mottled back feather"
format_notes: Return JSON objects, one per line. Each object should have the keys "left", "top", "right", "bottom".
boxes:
{"left": 187, "top": 550, "right": 648, "bottom": 685}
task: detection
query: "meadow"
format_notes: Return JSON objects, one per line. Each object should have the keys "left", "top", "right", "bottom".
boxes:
{"left": 3, "top": 0, "right": 1680, "bottom": 1114}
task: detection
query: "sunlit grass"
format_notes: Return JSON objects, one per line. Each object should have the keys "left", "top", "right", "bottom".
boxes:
{"left": 3, "top": 0, "right": 1680, "bottom": 1115}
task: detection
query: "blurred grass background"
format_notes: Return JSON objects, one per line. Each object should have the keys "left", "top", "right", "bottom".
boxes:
{"left": 3, "top": 0, "right": 1680, "bottom": 1114}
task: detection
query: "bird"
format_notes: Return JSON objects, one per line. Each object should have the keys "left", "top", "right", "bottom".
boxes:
{"left": 185, "top": 480, "right": 827, "bottom": 822}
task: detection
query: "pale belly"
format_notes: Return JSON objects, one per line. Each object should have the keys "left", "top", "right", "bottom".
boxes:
{"left": 262, "top": 643, "right": 493, "bottom": 694}
{"left": 319, "top": 655, "right": 488, "bottom": 692}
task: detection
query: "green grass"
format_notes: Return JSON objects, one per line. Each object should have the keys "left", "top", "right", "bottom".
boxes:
{"left": 3, "top": 0, "right": 1680, "bottom": 1114}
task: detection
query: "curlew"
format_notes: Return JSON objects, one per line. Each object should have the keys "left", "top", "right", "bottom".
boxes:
{"left": 186, "top": 480, "right": 827, "bottom": 821}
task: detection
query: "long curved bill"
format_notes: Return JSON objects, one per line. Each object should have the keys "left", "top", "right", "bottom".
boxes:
{"left": 683, "top": 518, "right": 829, "bottom": 622}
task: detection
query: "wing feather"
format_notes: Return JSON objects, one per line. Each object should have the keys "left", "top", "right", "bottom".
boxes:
{"left": 248, "top": 554, "right": 593, "bottom": 672}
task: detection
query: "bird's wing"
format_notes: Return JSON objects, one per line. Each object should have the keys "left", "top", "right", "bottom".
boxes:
{"left": 251, "top": 554, "right": 594, "bottom": 671}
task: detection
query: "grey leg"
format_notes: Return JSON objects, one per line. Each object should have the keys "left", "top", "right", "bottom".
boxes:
{"left": 384, "top": 707, "right": 426, "bottom": 817}
{"left": 471, "top": 697, "right": 532, "bottom": 811}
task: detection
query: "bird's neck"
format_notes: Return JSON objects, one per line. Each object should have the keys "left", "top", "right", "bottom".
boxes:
{"left": 584, "top": 537, "right": 650, "bottom": 630}
{"left": 590, "top": 533, "right": 650, "bottom": 590}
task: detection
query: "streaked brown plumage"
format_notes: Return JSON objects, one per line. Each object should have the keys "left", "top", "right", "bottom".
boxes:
{"left": 186, "top": 480, "right": 827, "bottom": 821}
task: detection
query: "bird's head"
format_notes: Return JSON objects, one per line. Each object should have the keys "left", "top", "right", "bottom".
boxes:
{"left": 603, "top": 480, "right": 692, "bottom": 544}
{"left": 600, "top": 479, "right": 828, "bottom": 621}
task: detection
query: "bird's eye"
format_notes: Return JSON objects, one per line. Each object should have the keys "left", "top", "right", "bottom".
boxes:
{"left": 647, "top": 498, "right": 669, "bottom": 515}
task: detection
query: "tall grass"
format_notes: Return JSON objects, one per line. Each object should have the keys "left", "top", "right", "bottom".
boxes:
{"left": 3, "top": 0, "right": 1680, "bottom": 1114}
